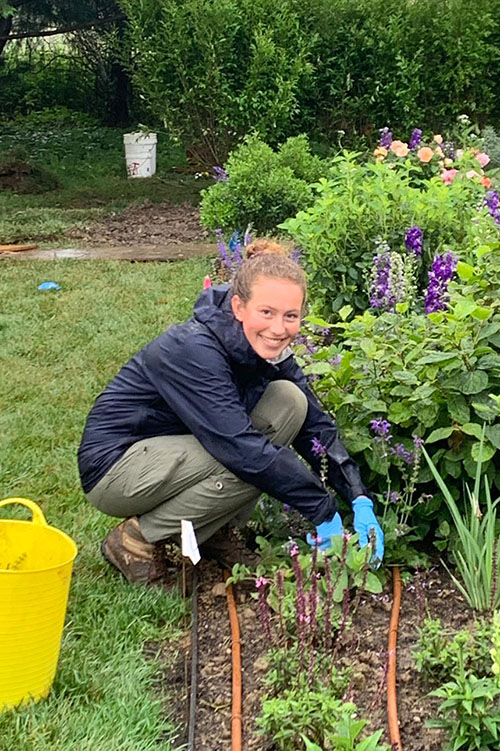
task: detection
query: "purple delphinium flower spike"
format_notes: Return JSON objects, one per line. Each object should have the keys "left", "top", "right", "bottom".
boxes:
{"left": 484, "top": 191, "right": 500, "bottom": 224}
{"left": 379, "top": 127, "right": 393, "bottom": 149}
{"left": 232, "top": 241, "right": 244, "bottom": 266}
{"left": 409, "top": 128, "right": 422, "bottom": 150}
{"left": 405, "top": 226, "right": 423, "bottom": 257}
{"left": 212, "top": 165, "right": 228, "bottom": 182}
{"left": 215, "top": 229, "right": 232, "bottom": 269}
{"left": 424, "top": 251, "right": 458, "bottom": 314}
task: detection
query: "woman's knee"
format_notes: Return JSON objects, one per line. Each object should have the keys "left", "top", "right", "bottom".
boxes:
{"left": 252, "top": 380, "right": 307, "bottom": 444}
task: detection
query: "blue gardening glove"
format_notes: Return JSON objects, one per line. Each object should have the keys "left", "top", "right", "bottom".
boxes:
{"left": 352, "top": 495, "right": 384, "bottom": 567}
{"left": 306, "top": 512, "right": 343, "bottom": 552}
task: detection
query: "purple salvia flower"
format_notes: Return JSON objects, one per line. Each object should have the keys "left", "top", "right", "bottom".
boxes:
{"left": 389, "top": 491, "right": 400, "bottom": 503}
{"left": 215, "top": 229, "right": 232, "bottom": 270}
{"left": 409, "top": 128, "right": 422, "bottom": 150}
{"left": 324, "top": 556, "right": 333, "bottom": 651}
{"left": 379, "top": 127, "right": 393, "bottom": 149}
{"left": 276, "top": 570, "right": 285, "bottom": 638}
{"left": 412, "top": 434, "right": 424, "bottom": 450}
{"left": 424, "top": 251, "right": 458, "bottom": 314}
{"left": 256, "top": 578, "right": 272, "bottom": 642}
{"left": 311, "top": 437, "right": 327, "bottom": 456}
{"left": 329, "top": 354, "right": 341, "bottom": 367}
{"left": 290, "top": 246, "right": 302, "bottom": 264}
{"left": 232, "top": 241, "right": 244, "bottom": 266}
{"left": 292, "top": 552, "right": 307, "bottom": 666}
{"left": 405, "top": 226, "right": 423, "bottom": 257}
{"left": 212, "top": 165, "right": 228, "bottom": 182}
{"left": 391, "top": 443, "right": 414, "bottom": 465}
{"left": 369, "top": 418, "right": 392, "bottom": 438}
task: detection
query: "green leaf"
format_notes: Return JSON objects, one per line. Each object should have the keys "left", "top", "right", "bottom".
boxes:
{"left": 419, "top": 403, "right": 441, "bottom": 427}
{"left": 363, "top": 399, "right": 388, "bottom": 412}
{"left": 447, "top": 371, "right": 489, "bottom": 395}
{"left": 448, "top": 394, "right": 470, "bottom": 424}
{"left": 364, "top": 571, "right": 383, "bottom": 593}
{"left": 388, "top": 402, "right": 413, "bottom": 423}
{"left": 453, "top": 299, "right": 477, "bottom": 320}
{"left": 485, "top": 424, "right": 500, "bottom": 450}
{"left": 461, "top": 422, "right": 484, "bottom": 440}
{"left": 471, "top": 441, "right": 495, "bottom": 462}
{"left": 456, "top": 261, "right": 474, "bottom": 280}
{"left": 471, "top": 306, "right": 492, "bottom": 321}
{"left": 426, "top": 427, "right": 453, "bottom": 443}
{"left": 392, "top": 370, "right": 419, "bottom": 385}
{"left": 416, "top": 351, "right": 460, "bottom": 365}
{"left": 338, "top": 305, "right": 353, "bottom": 321}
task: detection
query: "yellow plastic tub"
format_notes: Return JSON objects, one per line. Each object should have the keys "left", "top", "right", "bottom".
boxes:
{"left": 0, "top": 497, "right": 77, "bottom": 711}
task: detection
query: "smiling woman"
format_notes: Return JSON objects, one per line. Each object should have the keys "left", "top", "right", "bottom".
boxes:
{"left": 77, "top": 238, "right": 384, "bottom": 585}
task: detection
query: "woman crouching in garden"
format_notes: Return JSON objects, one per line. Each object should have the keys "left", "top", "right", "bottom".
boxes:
{"left": 77, "top": 238, "right": 384, "bottom": 585}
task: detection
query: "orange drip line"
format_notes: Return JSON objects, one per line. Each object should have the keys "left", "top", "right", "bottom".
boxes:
{"left": 224, "top": 572, "right": 242, "bottom": 751}
{"left": 387, "top": 566, "right": 403, "bottom": 751}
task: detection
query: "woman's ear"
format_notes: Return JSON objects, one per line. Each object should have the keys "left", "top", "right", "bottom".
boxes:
{"left": 231, "top": 294, "right": 245, "bottom": 322}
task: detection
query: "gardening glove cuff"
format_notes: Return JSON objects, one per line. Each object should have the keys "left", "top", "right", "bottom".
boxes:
{"left": 306, "top": 512, "right": 343, "bottom": 552}
{"left": 352, "top": 495, "right": 384, "bottom": 567}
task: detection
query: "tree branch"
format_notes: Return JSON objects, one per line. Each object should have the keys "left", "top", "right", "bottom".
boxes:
{"left": 0, "top": 13, "right": 126, "bottom": 40}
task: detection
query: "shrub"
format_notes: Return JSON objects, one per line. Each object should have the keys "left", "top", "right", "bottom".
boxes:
{"left": 281, "top": 132, "right": 499, "bottom": 315}
{"left": 200, "top": 134, "right": 327, "bottom": 233}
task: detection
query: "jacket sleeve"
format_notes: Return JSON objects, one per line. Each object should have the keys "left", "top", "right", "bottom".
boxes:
{"left": 277, "top": 355, "right": 369, "bottom": 504}
{"left": 141, "top": 330, "right": 337, "bottom": 525}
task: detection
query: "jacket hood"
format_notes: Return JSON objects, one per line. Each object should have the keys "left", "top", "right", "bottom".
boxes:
{"left": 193, "top": 284, "right": 272, "bottom": 369}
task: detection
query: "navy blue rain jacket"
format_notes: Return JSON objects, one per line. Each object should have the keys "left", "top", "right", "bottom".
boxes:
{"left": 77, "top": 285, "right": 368, "bottom": 525}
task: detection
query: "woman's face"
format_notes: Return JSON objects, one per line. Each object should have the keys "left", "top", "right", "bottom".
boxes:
{"left": 231, "top": 275, "right": 303, "bottom": 359}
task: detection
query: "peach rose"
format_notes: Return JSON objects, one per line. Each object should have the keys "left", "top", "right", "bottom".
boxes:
{"left": 444, "top": 158, "right": 453, "bottom": 167}
{"left": 466, "top": 169, "right": 480, "bottom": 179}
{"left": 435, "top": 146, "right": 444, "bottom": 158}
{"left": 476, "top": 152, "right": 491, "bottom": 168}
{"left": 390, "top": 140, "right": 409, "bottom": 157}
{"left": 481, "top": 176, "right": 492, "bottom": 188}
{"left": 441, "top": 169, "right": 458, "bottom": 185}
{"left": 433, "top": 134, "right": 443, "bottom": 144}
{"left": 417, "top": 147, "right": 434, "bottom": 163}
{"left": 373, "top": 147, "right": 388, "bottom": 160}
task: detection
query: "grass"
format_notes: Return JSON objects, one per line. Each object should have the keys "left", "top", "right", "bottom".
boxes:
{"left": 0, "top": 121, "right": 212, "bottom": 245}
{"left": 0, "top": 256, "right": 212, "bottom": 750}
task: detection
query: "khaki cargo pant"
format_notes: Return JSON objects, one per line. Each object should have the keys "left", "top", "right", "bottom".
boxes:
{"left": 86, "top": 380, "right": 307, "bottom": 544}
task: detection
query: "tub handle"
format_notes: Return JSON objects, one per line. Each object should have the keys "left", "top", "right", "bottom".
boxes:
{"left": 0, "top": 497, "right": 48, "bottom": 526}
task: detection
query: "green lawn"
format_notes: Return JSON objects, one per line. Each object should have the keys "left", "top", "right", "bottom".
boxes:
{"left": 0, "top": 257, "right": 212, "bottom": 750}
{"left": 0, "top": 122, "right": 212, "bottom": 245}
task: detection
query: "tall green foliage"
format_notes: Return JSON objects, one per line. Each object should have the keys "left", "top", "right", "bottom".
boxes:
{"left": 120, "top": 0, "right": 312, "bottom": 165}
{"left": 119, "top": 0, "right": 500, "bottom": 161}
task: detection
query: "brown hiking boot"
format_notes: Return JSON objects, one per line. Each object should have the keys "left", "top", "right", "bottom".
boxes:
{"left": 101, "top": 517, "right": 167, "bottom": 584}
{"left": 199, "top": 526, "right": 260, "bottom": 569}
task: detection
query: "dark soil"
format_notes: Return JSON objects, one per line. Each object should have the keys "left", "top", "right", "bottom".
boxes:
{"left": 159, "top": 563, "right": 473, "bottom": 750}
{"left": 0, "top": 159, "right": 60, "bottom": 193}
{"left": 65, "top": 200, "right": 208, "bottom": 247}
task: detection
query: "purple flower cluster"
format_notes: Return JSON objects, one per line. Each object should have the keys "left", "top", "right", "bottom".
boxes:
{"left": 484, "top": 191, "right": 500, "bottom": 224}
{"left": 391, "top": 443, "right": 413, "bottom": 465}
{"left": 369, "top": 418, "right": 392, "bottom": 439}
{"left": 405, "top": 226, "right": 423, "bottom": 257}
{"left": 424, "top": 251, "right": 458, "bottom": 314}
{"left": 215, "top": 228, "right": 232, "bottom": 269}
{"left": 379, "top": 127, "right": 392, "bottom": 149}
{"left": 212, "top": 165, "right": 228, "bottom": 182}
{"left": 370, "top": 252, "right": 405, "bottom": 311}
{"left": 409, "top": 128, "right": 422, "bottom": 150}
{"left": 311, "top": 437, "right": 327, "bottom": 456}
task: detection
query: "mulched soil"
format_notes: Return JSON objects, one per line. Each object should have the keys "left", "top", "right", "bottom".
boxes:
{"left": 65, "top": 201, "right": 208, "bottom": 247}
{"left": 155, "top": 561, "right": 473, "bottom": 750}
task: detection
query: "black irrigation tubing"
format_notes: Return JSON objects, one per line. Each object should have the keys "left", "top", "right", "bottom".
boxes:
{"left": 187, "top": 565, "right": 199, "bottom": 751}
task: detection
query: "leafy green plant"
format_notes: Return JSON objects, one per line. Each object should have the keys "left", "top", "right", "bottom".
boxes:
{"left": 258, "top": 694, "right": 389, "bottom": 751}
{"left": 280, "top": 147, "right": 498, "bottom": 315}
{"left": 200, "top": 134, "right": 326, "bottom": 233}
{"left": 413, "top": 617, "right": 494, "bottom": 684}
{"left": 422, "top": 441, "right": 500, "bottom": 612}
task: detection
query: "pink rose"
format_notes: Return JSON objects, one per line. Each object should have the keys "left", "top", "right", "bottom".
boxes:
{"left": 456, "top": 149, "right": 464, "bottom": 160}
{"left": 390, "top": 140, "right": 409, "bottom": 157}
{"left": 441, "top": 168, "right": 458, "bottom": 185}
{"left": 476, "top": 152, "right": 491, "bottom": 168}
{"left": 433, "top": 135, "right": 443, "bottom": 144}
{"left": 466, "top": 169, "right": 480, "bottom": 179}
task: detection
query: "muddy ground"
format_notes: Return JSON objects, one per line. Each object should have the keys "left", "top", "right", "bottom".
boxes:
{"left": 159, "top": 563, "right": 471, "bottom": 750}
{"left": 1, "top": 201, "right": 217, "bottom": 262}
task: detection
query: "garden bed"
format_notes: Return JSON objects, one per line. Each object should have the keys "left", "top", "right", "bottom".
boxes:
{"left": 161, "top": 561, "right": 471, "bottom": 750}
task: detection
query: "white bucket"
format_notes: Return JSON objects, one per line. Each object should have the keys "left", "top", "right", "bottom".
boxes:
{"left": 123, "top": 132, "right": 157, "bottom": 178}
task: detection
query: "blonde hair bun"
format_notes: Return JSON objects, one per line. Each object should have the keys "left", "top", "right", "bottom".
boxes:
{"left": 245, "top": 238, "right": 291, "bottom": 259}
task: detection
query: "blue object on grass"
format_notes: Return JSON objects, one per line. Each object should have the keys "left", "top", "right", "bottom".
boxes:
{"left": 38, "top": 282, "right": 61, "bottom": 291}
